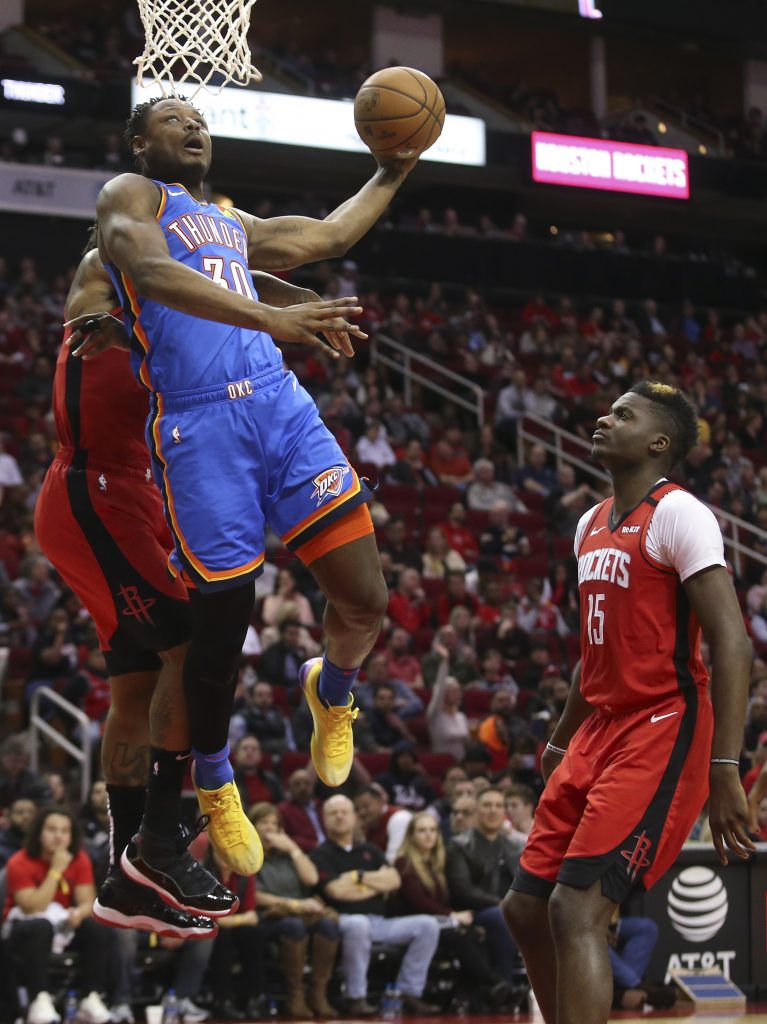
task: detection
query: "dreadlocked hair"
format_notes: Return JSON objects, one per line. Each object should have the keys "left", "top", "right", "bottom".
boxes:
{"left": 628, "top": 380, "right": 699, "bottom": 468}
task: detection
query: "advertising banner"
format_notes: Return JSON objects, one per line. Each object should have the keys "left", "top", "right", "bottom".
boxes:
{"left": 531, "top": 131, "right": 689, "bottom": 199}
{"left": 0, "top": 161, "right": 117, "bottom": 218}
{"left": 131, "top": 81, "right": 486, "bottom": 167}
{"left": 632, "top": 846, "right": 760, "bottom": 986}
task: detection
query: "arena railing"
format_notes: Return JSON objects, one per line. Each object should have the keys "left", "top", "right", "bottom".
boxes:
{"left": 370, "top": 333, "right": 485, "bottom": 427}
{"left": 29, "top": 686, "right": 92, "bottom": 806}
{"left": 517, "top": 412, "right": 767, "bottom": 577}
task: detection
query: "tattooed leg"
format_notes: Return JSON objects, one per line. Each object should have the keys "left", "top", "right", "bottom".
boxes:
{"left": 103, "top": 672, "right": 156, "bottom": 786}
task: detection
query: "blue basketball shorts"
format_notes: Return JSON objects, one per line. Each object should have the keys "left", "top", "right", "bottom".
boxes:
{"left": 146, "top": 363, "right": 371, "bottom": 591}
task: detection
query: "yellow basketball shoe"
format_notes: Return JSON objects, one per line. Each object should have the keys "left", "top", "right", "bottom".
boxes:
{"left": 300, "top": 657, "right": 358, "bottom": 787}
{"left": 192, "top": 764, "right": 263, "bottom": 875}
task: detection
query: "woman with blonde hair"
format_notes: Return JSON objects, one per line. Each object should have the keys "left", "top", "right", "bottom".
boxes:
{"left": 393, "top": 812, "right": 521, "bottom": 1012}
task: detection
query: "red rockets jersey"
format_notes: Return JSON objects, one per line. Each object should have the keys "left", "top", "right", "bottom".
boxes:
{"left": 576, "top": 481, "right": 710, "bottom": 710}
{"left": 52, "top": 324, "right": 152, "bottom": 471}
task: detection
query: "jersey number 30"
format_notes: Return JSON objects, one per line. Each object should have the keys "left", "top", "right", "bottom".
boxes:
{"left": 586, "top": 592, "right": 605, "bottom": 645}
{"left": 202, "top": 256, "right": 255, "bottom": 299}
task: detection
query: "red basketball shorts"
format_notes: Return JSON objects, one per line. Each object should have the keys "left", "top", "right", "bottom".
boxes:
{"left": 35, "top": 454, "right": 190, "bottom": 675}
{"left": 513, "top": 688, "right": 713, "bottom": 903}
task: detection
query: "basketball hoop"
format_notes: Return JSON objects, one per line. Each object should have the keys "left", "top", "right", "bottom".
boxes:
{"left": 133, "top": 0, "right": 262, "bottom": 97}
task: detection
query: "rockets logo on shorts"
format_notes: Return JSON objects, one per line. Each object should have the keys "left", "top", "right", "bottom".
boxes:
{"left": 311, "top": 465, "right": 350, "bottom": 506}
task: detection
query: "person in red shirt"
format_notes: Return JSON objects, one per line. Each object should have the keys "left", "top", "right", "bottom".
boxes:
{"left": 436, "top": 571, "right": 480, "bottom": 626}
{"left": 429, "top": 436, "right": 473, "bottom": 487}
{"left": 4, "top": 807, "right": 117, "bottom": 1023}
{"left": 742, "top": 731, "right": 767, "bottom": 794}
{"left": 503, "top": 382, "right": 754, "bottom": 1024}
{"left": 277, "top": 769, "right": 326, "bottom": 852}
{"left": 387, "top": 568, "right": 433, "bottom": 634}
{"left": 384, "top": 627, "right": 424, "bottom": 687}
{"left": 437, "top": 503, "right": 479, "bottom": 564}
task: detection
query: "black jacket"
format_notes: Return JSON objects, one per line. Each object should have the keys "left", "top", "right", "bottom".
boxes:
{"left": 446, "top": 828, "right": 523, "bottom": 910}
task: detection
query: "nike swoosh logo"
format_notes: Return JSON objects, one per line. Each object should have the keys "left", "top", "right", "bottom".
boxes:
{"left": 650, "top": 711, "right": 679, "bottom": 723}
{"left": 168, "top": 189, "right": 185, "bottom": 196}
{"left": 590, "top": 526, "right": 606, "bottom": 535}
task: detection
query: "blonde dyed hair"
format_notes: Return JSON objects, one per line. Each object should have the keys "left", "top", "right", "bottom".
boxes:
{"left": 397, "top": 812, "right": 447, "bottom": 893}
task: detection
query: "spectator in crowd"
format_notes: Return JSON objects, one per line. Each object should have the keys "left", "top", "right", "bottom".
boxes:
{"left": 387, "top": 439, "right": 438, "bottom": 489}
{"left": 79, "top": 779, "right": 110, "bottom": 883}
{"left": 435, "top": 571, "right": 479, "bottom": 627}
{"left": 421, "top": 526, "right": 467, "bottom": 580}
{"left": 504, "top": 784, "right": 536, "bottom": 844}
{"left": 375, "top": 742, "right": 437, "bottom": 811}
{"left": 235, "top": 735, "right": 284, "bottom": 807}
{"left": 383, "top": 627, "right": 423, "bottom": 687}
{"left": 353, "top": 651, "right": 424, "bottom": 720}
{"left": 426, "top": 644, "right": 470, "bottom": 761}
{"left": 251, "top": 803, "right": 341, "bottom": 1019}
{"left": 354, "top": 784, "right": 413, "bottom": 863}
{"left": 12, "top": 558, "right": 60, "bottom": 628}
{"left": 437, "top": 503, "right": 479, "bottom": 564}
{"left": 467, "top": 459, "right": 526, "bottom": 513}
{"left": 378, "top": 516, "right": 423, "bottom": 574}
{"left": 0, "top": 735, "right": 51, "bottom": 810}
{"left": 387, "top": 568, "right": 432, "bottom": 634}
{"left": 230, "top": 680, "right": 292, "bottom": 753}
{"left": 426, "top": 769, "right": 473, "bottom": 837}
{"left": 260, "top": 566, "right": 316, "bottom": 629}
{"left": 355, "top": 420, "right": 397, "bottom": 470}
{"left": 0, "top": 796, "right": 36, "bottom": 867}
{"left": 515, "top": 445, "right": 558, "bottom": 497}
{"left": 367, "top": 683, "right": 416, "bottom": 751}
{"left": 4, "top": 806, "right": 118, "bottom": 1024}
{"left": 477, "top": 689, "right": 528, "bottom": 771}
{"left": 461, "top": 742, "right": 494, "bottom": 779}
{"left": 277, "top": 768, "right": 325, "bottom": 852}
{"left": 446, "top": 788, "right": 524, "bottom": 985}
{"left": 429, "top": 435, "right": 473, "bottom": 488}
{"left": 257, "top": 619, "right": 309, "bottom": 690}
{"left": 478, "top": 506, "right": 531, "bottom": 569}
{"left": 449, "top": 794, "right": 478, "bottom": 837}
{"left": 608, "top": 912, "right": 677, "bottom": 1010}
{"left": 310, "top": 794, "right": 441, "bottom": 1017}
{"left": 546, "top": 464, "right": 604, "bottom": 535}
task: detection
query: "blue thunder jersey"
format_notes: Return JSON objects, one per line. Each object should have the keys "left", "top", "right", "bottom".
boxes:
{"left": 105, "top": 181, "right": 280, "bottom": 393}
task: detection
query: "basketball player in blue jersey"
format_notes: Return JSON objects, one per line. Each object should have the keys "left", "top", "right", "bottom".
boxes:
{"left": 69, "top": 95, "right": 419, "bottom": 901}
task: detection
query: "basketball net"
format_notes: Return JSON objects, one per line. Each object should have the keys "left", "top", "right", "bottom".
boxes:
{"left": 133, "top": 0, "right": 262, "bottom": 97}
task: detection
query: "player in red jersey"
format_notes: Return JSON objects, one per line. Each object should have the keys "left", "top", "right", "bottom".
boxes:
{"left": 35, "top": 246, "right": 237, "bottom": 936}
{"left": 502, "top": 381, "right": 755, "bottom": 1024}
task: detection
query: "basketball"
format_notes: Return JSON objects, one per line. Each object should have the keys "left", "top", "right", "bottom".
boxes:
{"left": 354, "top": 66, "right": 446, "bottom": 161}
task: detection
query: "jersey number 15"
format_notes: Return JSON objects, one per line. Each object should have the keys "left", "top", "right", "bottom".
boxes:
{"left": 586, "top": 592, "right": 605, "bottom": 645}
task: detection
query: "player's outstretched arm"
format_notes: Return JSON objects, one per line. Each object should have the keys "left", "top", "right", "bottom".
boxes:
{"left": 684, "top": 565, "right": 755, "bottom": 865}
{"left": 238, "top": 157, "right": 417, "bottom": 272}
{"left": 96, "top": 174, "right": 363, "bottom": 346}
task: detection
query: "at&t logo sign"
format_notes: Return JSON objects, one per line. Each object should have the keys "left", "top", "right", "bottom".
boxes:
{"left": 667, "top": 866, "right": 728, "bottom": 942}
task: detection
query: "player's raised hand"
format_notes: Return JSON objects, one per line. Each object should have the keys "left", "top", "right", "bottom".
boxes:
{"left": 64, "top": 311, "right": 130, "bottom": 359}
{"left": 265, "top": 297, "right": 367, "bottom": 356}
{"left": 708, "top": 764, "right": 757, "bottom": 865}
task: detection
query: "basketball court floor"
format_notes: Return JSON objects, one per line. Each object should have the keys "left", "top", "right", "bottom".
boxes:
{"left": 304, "top": 1010, "right": 767, "bottom": 1024}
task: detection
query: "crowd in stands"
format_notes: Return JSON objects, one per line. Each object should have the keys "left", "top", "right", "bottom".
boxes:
{"left": 2, "top": 239, "right": 767, "bottom": 1019}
